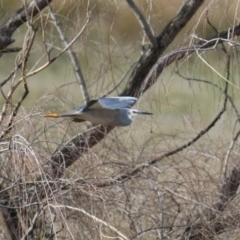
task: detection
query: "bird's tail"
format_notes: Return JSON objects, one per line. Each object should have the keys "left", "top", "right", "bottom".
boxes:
{"left": 43, "top": 113, "right": 78, "bottom": 118}
{"left": 43, "top": 112, "right": 86, "bottom": 124}
{"left": 43, "top": 113, "right": 61, "bottom": 118}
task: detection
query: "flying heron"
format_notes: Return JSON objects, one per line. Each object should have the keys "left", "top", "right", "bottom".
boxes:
{"left": 43, "top": 96, "right": 152, "bottom": 126}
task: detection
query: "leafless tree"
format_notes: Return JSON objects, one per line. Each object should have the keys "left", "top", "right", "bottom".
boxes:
{"left": 0, "top": 0, "right": 240, "bottom": 239}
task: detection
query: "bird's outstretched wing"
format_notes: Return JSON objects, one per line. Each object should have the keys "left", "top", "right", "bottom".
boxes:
{"left": 82, "top": 97, "right": 138, "bottom": 111}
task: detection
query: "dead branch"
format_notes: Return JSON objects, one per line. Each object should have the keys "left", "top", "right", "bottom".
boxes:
{"left": 50, "top": 125, "right": 113, "bottom": 179}
{"left": 0, "top": 0, "right": 52, "bottom": 51}
{"left": 179, "top": 42, "right": 240, "bottom": 240}
{"left": 125, "top": 0, "right": 156, "bottom": 46}
{"left": 49, "top": 5, "right": 90, "bottom": 103}
{"left": 0, "top": 26, "right": 37, "bottom": 140}
{"left": 121, "top": 0, "right": 204, "bottom": 96}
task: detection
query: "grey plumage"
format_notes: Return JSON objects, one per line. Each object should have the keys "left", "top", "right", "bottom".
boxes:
{"left": 44, "top": 96, "right": 152, "bottom": 126}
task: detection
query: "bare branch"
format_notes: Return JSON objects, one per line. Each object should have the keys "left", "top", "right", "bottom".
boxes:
{"left": 121, "top": 0, "right": 204, "bottom": 97}
{"left": 125, "top": 0, "right": 156, "bottom": 46}
{"left": 0, "top": 26, "right": 37, "bottom": 140}
{"left": 156, "top": 24, "right": 240, "bottom": 80}
{"left": 0, "top": 0, "right": 52, "bottom": 50}
{"left": 50, "top": 125, "right": 113, "bottom": 179}
{"left": 1, "top": 47, "right": 22, "bottom": 53}
{"left": 1, "top": 17, "right": 89, "bottom": 126}
{"left": 49, "top": 6, "right": 90, "bottom": 103}
{"left": 49, "top": 204, "right": 130, "bottom": 240}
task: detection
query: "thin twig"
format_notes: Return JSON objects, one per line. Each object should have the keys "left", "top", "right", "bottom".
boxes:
{"left": 49, "top": 6, "right": 90, "bottom": 103}
{"left": 0, "top": 47, "right": 22, "bottom": 53}
{"left": 0, "top": 62, "right": 22, "bottom": 88}
{"left": 20, "top": 211, "right": 40, "bottom": 240}
{"left": 222, "top": 129, "right": 240, "bottom": 180}
{"left": 49, "top": 204, "right": 129, "bottom": 240}
{"left": 0, "top": 25, "right": 36, "bottom": 140}
{"left": 176, "top": 72, "right": 240, "bottom": 120}
{"left": 0, "top": 17, "right": 89, "bottom": 123}
{"left": 0, "top": 0, "right": 53, "bottom": 50}
{"left": 125, "top": 0, "right": 156, "bottom": 46}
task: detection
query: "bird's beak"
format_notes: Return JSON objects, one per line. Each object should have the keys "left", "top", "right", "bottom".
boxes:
{"left": 136, "top": 111, "right": 153, "bottom": 115}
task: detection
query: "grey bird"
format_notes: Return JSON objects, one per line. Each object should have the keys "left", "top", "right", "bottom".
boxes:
{"left": 43, "top": 96, "right": 152, "bottom": 126}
